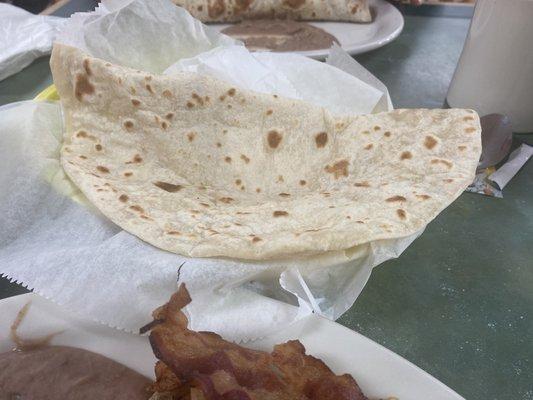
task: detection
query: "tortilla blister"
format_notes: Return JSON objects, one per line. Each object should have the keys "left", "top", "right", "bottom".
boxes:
{"left": 171, "top": 0, "right": 372, "bottom": 23}
{"left": 51, "top": 44, "right": 481, "bottom": 261}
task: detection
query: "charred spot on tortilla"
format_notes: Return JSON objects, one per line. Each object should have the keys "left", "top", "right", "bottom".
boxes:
{"left": 397, "top": 209, "right": 407, "bottom": 219}
{"left": 119, "top": 194, "right": 129, "bottom": 203}
{"left": 74, "top": 73, "right": 94, "bottom": 101}
{"left": 131, "top": 99, "right": 141, "bottom": 106}
{"left": 400, "top": 151, "right": 412, "bottom": 160}
{"left": 273, "top": 210, "right": 289, "bottom": 217}
{"left": 386, "top": 195, "right": 406, "bottom": 202}
{"left": 123, "top": 120, "right": 134, "bottom": 130}
{"left": 424, "top": 135, "right": 438, "bottom": 150}
{"left": 267, "top": 130, "right": 282, "bottom": 149}
{"left": 154, "top": 181, "right": 183, "bottom": 193}
{"left": 96, "top": 166, "right": 110, "bottom": 173}
{"left": 325, "top": 160, "right": 349, "bottom": 179}
{"left": 315, "top": 132, "right": 328, "bottom": 148}
{"left": 299, "top": 180, "right": 307, "bottom": 186}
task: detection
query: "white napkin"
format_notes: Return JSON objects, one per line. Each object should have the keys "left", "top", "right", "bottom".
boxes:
{"left": 0, "top": 4, "right": 65, "bottom": 81}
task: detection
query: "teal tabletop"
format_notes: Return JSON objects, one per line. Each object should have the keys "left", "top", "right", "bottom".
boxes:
{"left": 0, "top": 8, "right": 531, "bottom": 400}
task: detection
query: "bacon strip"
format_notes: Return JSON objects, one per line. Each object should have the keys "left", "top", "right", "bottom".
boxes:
{"left": 143, "top": 284, "right": 368, "bottom": 400}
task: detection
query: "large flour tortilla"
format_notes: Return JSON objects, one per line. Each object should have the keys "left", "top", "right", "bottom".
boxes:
{"left": 170, "top": 0, "right": 372, "bottom": 23}
{"left": 51, "top": 44, "right": 481, "bottom": 260}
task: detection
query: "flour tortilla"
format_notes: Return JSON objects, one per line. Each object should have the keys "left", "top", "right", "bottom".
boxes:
{"left": 170, "top": 0, "right": 372, "bottom": 23}
{"left": 51, "top": 44, "right": 481, "bottom": 260}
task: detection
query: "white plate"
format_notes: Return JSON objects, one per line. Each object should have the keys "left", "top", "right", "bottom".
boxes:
{"left": 0, "top": 294, "right": 464, "bottom": 400}
{"left": 210, "top": 0, "right": 404, "bottom": 59}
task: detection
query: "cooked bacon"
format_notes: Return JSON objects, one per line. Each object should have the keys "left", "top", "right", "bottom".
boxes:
{"left": 142, "top": 284, "right": 368, "bottom": 400}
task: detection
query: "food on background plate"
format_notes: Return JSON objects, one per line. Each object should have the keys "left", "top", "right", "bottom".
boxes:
{"left": 0, "top": 346, "right": 152, "bottom": 400}
{"left": 221, "top": 19, "right": 339, "bottom": 52}
{"left": 1, "top": 286, "right": 369, "bottom": 400}
{"left": 170, "top": 0, "right": 372, "bottom": 23}
{"left": 143, "top": 284, "right": 369, "bottom": 399}
{"left": 50, "top": 43, "right": 481, "bottom": 261}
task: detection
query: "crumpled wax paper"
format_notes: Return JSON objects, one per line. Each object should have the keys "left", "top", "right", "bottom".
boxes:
{"left": 0, "top": 0, "right": 421, "bottom": 341}
{"left": 0, "top": 4, "right": 65, "bottom": 81}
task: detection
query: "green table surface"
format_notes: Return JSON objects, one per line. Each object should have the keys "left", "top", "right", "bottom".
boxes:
{"left": 1, "top": 11, "right": 532, "bottom": 400}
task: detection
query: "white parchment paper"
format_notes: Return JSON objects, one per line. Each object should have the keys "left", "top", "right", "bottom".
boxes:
{"left": 0, "top": 0, "right": 421, "bottom": 341}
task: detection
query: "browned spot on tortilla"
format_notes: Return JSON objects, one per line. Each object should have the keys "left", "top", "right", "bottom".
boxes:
{"left": 200, "top": 203, "right": 210, "bottom": 207}
{"left": 252, "top": 236, "right": 262, "bottom": 243}
{"left": 279, "top": 193, "right": 290, "bottom": 197}
{"left": 273, "top": 211, "right": 289, "bottom": 217}
{"left": 227, "top": 88, "right": 236, "bottom": 97}
{"left": 431, "top": 159, "right": 453, "bottom": 169}
{"left": 465, "top": 127, "right": 477, "bottom": 133}
{"left": 322, "top": 192, "right": 331, "bottom": 197}
{"left": 197, "top": 5, "right": 203, "bottom": 11}
{"left": 154, "top": 115, "right": 160, "bottom": 124}
{"left": 325, "top": 160, "right": 349, "bottom": 179}
{"left": 165, "top": 113, "right": 174, "bottom": 120}
{"left": 240, "top": 154, "right": 250, "bottom": 163}
{"left": 79, "top": 155, "right": 87, "bottom": 159}
{"left": 356, "top": 220, "right": 365, "bottom": 224}
{"left": 299, "top": 180, "right": 307, "bottom": 186}
{"left": 364, "top": 144, "right": 373, "bottom": 150}
{"left": 145, "top": 84, "right": 154, "bottom": 94}
{"left": 386, "top": 195, "right": 406, "bottom": 202}
{"left": 96, "top": 188, "right": 105, "bottom": 192}
{"left": 124, "top": 120, "right": 134, "bottom": 130}
{"left": 131, "top": 99, "right": 141, "bottom": 106}
{"left": 187, "top": 132, "right": 196, "bottom": 142}
{"left": 424, "top": 136, "right": 438, "bottom": 150}
{"left": 192, "top": 93, "right": 204, "bottom": 106}
{"left": 145, "top": 75, "right": 152, "bottom": 81}
{"left": 351, "top": 4, "right": 359, "bottom": 13}
{"left": 167, "top": 231, "right": 181, "bottom": 236}
{"left": 266, "top": 109, "right": 273, "bottom": 116}
{"left": 162, "top": 90, "right": 172, "bottom": 98}
{"left": 444, "top": 178, "right": 454, "bottom": 183}
{"left": 362, "top": 130, "right": 370, "bottom": 135}
{"left": 240, "top": 186, "right": 246, "bottom": 191}
{"left": 458, "top": 145, "right": 467, "bottom": 151}
{"left": 119, "top": 194, "right": 129, "bottom": 203}
{"left": 315, "top": 132, "right": 328, "bottom": 148}
{"left": 130, "top": 86, "right": 136, "bottom": 94}
{"left": 208, "top": 0, "right": 225, "bottom": 18}
{"left": 216, "top": 142, "right": 222, "bottom": 148}
{"left": 273, "top": 94, "right": 278, "bottom": 99}
{"left": 267, "top": 130, "right": 282, "bottom": 148}
{"left": 124, "top": 172, "right": 133, "bottom": 177}
{"left": 416, "top": 194, "right": 431, "bottom": 200}
{"left": 74, "top": 73, "right": 94, "bottom": 101}
{"left": 96, "top": 166, "right": 109, "bottom": 173}
{"left": 154, "top": 181, "right": 183, "bottom": 192}
{"left": 400, "top": 151, "right": 412, "bottom": 160}
{"left": 397, "top": 209, "right": 407, "bottom": 220}
{"left": 225, "top": 156, "right": 232, "bottom": 163}
{"left": 354, "top": 181, "right": 370, "bottom": 187}
{"left": 76, "top": 130, "right": 88, "bottom": 138}
{"left": 132, "top": 154, "right": 143, "bottom": 163}
{"left": 236, "top": 212, "right": 251, "bottom": 215}
{"left": 161, "top": 121, "right": 168, "bottom": 130}
{"left": 227, "top": 104, "right": 232, "bottom": 109}
{"left": 463, "top": 116, "right": 475, "bottom": 121}
{"left": 283, "top": 0, "right": 305, "bottom": 8}
{"left": 256, "top": 188, "right": 261, "bottom": 193}
{"left": 186, "top": 101, "right": 195, "bottom": 109}
{"left": 373, "top": 126, "right": 381, "bottom": 131}
{"left": 277, "top": 175, "right": 284, "bottom": 183}
{"left": 235, "top": 179, "right": 242, "bottom": 185}
{"left": 219, "top": 95, "right": 227, "bottom": 102}
{"left": 346, "top": 215, "right": 351, "bottom": 219}
{"left": 384, "top": 131, "right": 391, "bottom": 137}
{"left": 208, "top": 229, "right": 219, "bottom": 235}
{"left": 83, "top": 59, "right": 92, "bottom": 76}
{"left": 95, "top": 144, "right": 103, "bottom": 151}
{"left": 234, "top": 0, "right": 252, "bottom": 14}
{"left": 219, "top": 197, "right": 234, "bottom": 204}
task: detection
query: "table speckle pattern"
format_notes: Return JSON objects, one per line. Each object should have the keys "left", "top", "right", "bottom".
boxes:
{"left": 0, "top": 9, "right": 531, "bottom": 400}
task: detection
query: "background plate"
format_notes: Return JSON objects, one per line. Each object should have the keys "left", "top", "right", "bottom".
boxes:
{"left": 210, "top": 0, "right": 404, "bottom": 59}
{"left": 0, "top": 293, "right": 464, "bottom": 399}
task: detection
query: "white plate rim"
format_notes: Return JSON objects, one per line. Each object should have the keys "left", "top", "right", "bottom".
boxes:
{"left": 0, "top": 293, "right": 464, "bottom": 400}
{"left": 209, "top": 0, "right": 404, "bottom": 59}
